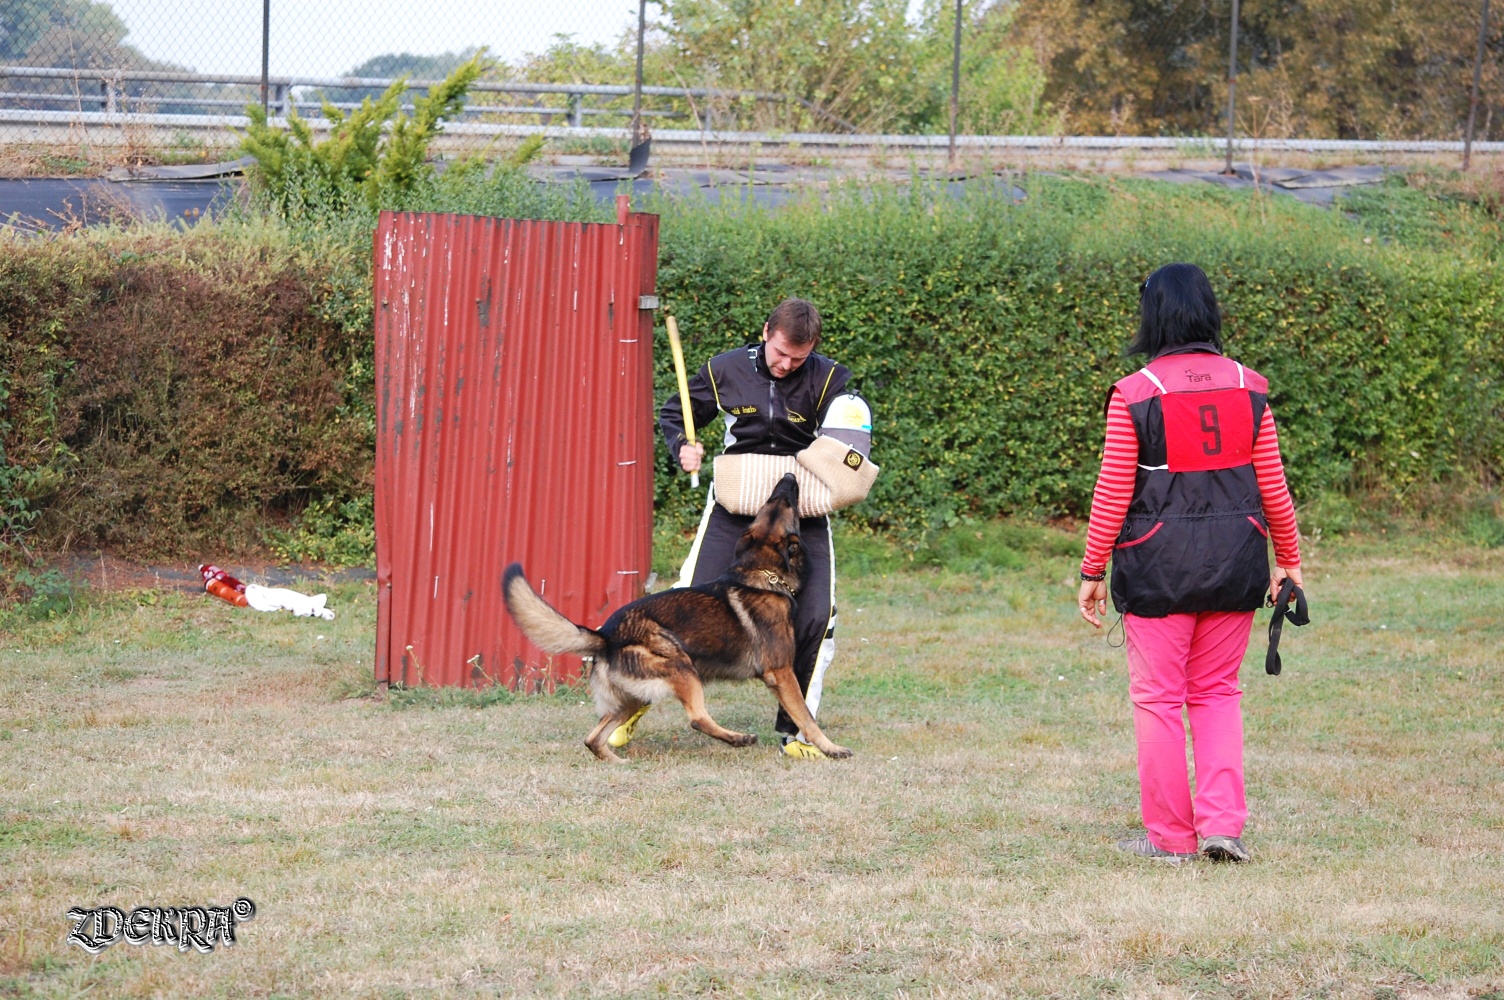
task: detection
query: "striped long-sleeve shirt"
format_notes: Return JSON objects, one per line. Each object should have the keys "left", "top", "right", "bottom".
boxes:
{"left": 1081, "top": 390, "right": 1301, "bottom": 577}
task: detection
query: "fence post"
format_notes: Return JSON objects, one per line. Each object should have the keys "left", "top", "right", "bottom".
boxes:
{"left": 1465, "top": 0, "right": 1492, "bottom": 171}
{"left": 948, "top": 0, "right": 963, "bottom": 169}
{"left": 631, "top": 0, "right": 646, "bottom": 144}
{"left": 260, "top": 0, "right": 270, "bottom": 115}
{"left": 568, "top": 91, "right": 583, "bottom": 128}
{"left": 1223, "top": 0, "right": 1240, "bottom": 174}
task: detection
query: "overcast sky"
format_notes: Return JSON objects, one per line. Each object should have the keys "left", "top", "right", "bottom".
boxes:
{"left": 109, "top": 0, "right": 645, "bottom": 79}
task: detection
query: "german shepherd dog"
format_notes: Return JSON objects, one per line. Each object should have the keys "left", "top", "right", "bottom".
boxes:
{"left": 503, "top": 473, "right": 853, "bottom": 762}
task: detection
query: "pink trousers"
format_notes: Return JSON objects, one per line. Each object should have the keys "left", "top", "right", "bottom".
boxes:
{"left": 1123, "top": 611, "right": 1255, "bottom": 854}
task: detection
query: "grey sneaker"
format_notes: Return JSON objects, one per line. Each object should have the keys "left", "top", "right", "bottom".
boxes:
{"left": 1201, "top": 835, "right": 1251, "bottom": 863}
{"left": 1115, "top": 835, "right": 1198, "bottom": 862}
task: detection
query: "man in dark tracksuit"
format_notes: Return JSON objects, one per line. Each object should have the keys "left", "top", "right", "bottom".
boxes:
{"left": 615, "top": 298, "right": 853, "bottom": 758}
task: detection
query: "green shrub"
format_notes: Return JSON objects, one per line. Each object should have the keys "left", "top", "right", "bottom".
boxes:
{"left": 1462, "top": 500, "right": 1504, "bottom": 548}
{"left": 2, "top": 172, "right": 1501, "bottom": 565}
{"left": 2, "top": 565, "right": 74, "bottom": 620}
{"left": 1297, "top": 491, "right": 1361, "bottom": 537}
{"left": 267, "top": 493, "right": 375, "bottom": 566}
{"left": 240, "top": 56, "right": 483, "bottom": 219}
{"left": 647, "top": 176, "right": 1504, "bottom": 541}
{"left": 0, "top": 374, "right": 42, "bottom": 551}
{"left": 0, "top": 225, "right": 369, "bottom": 556}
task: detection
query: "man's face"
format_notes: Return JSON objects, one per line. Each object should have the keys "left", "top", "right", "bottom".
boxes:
{"left": 762, "top": 324, "right": 815, "bottom": 378}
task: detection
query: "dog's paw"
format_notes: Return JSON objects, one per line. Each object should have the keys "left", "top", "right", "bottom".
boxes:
{"left": 730, "top": 732, "right": 758, "bottom": 747}
{"left": 824, "top": 744, "right": 854, "bottom": 759}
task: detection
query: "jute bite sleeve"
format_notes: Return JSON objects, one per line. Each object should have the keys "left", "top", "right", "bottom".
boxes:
{"left": 712, "top": 453, "right": 835, "bottom": 518}
{"left": 795, "top": 435, "right": 879, "bottom": 510}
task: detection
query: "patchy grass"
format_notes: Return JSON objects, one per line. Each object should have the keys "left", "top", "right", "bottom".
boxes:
{"left": 0, "top": 529, "right": 1501, "bottom": 998}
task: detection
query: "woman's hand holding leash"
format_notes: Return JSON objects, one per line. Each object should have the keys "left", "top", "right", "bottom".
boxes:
{"left": 1269, "top": 564, "right": 1304, "bottom": 605}
{"left": 1079, "top": 568, "right": 1303, "bottom": 630}
{"left": 1078, "top": 578, "right": 1108, "bottom": 628}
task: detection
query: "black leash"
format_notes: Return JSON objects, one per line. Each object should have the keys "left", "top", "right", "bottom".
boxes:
{"left": 1106, "top": 613, "right": 1125, "bottom": 648}
{"left": 1265, "top": 578, "right": 1310, "bottom": 676}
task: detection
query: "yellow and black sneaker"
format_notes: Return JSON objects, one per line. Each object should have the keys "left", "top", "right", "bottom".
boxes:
{"left": 607, "top": 705, "right": 651, "bottom": 749}
{"left": 781, "top": 738, "right": 828, "bottom": 760}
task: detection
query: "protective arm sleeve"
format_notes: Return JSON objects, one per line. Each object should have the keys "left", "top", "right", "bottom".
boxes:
{"left": 659, "top": 362, "right": 722, "bottom": 460}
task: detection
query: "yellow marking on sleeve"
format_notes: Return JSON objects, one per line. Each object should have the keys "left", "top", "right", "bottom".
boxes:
{"left": 816, "top": 364, "right": 837, "bottom": 411}
{"left": 708, "top": 364, "right": 722, "bottom": 409}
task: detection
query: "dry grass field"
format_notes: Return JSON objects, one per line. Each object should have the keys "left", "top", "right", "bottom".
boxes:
{"left": 1, "top": 525, "right": 1501, "bottom": 998}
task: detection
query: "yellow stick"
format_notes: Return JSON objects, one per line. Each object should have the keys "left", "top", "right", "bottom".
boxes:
{"left": 665, "top": 316, "right": 700, "bottom": 488}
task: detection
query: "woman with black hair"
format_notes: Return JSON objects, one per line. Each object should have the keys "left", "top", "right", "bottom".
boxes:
{"left": 1077, "top": 263, "right": 1303, "bottom": 863}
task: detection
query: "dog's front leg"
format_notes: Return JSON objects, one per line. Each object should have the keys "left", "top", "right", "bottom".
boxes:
{"left": 762, "top": 665, "right": 852, "bottom": 758}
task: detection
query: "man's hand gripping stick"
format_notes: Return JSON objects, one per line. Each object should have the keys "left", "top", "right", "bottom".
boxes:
{"left": 666, "top": 315, "right": 700, "bottom": 489}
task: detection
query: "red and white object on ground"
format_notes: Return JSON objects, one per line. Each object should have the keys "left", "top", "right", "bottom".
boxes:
{"left": 198, "top": 563, "right": 335, "bottom": 620}
{"left": 200, "top": 564, "right": 248, "bottom": 607}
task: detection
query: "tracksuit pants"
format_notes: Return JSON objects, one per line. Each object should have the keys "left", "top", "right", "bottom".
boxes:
{"left": 1123, "top": 610, "right": 1254, "bottom": 854}
{"left": 678, "top": 491, "right": 836, "bottom": 742}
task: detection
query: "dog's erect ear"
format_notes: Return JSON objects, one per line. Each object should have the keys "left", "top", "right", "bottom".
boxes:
{"left": 735, "top": 518, "right": 773, "bottom": 558}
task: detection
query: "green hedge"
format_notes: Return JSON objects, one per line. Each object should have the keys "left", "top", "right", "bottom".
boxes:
{"left": 649, "top": 177, "right": 1503, "bottom": 537}
{"left": 0, "top": 226, "right": 371, "bottom": 555}
{"left": 2, "top": 174, "right": 1500, "bottom": 560}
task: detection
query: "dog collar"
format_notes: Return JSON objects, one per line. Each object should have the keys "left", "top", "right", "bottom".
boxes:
{"left": 760, "top": 569, "right": 794, "bottom": 595}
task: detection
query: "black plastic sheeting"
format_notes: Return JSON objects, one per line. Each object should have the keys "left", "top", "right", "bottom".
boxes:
{"left": 1141, "top": 165, "right": 1392, "bottom": 206}
{"left": 0, "top": 177, "right": 238, "bottom": 231}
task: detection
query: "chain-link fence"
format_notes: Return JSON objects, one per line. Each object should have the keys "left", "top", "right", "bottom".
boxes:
{"left": 1, "top": 0, "right": 676, "bottom": 164}
{"left": 0, "top": 0, "right": 1500, "bottom": 168}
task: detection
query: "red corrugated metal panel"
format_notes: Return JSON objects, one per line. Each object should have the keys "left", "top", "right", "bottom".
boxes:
{"left": 373, "top": 202, "right": 659, "bottom": 689}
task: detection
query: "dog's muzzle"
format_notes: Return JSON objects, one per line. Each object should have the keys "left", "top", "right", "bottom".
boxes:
{"left": 769, "top": 472, "right": 800, "bottom": 508}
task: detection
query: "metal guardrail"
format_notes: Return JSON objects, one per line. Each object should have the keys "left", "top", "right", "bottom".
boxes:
{"left": 4, "top": 65, "right": 1498, "bottom": 157}
{"left": 0, "top": 65, "right": 796, "bottom": 129}
{"left": 1, "top": 90, "right": 691, "bottom": 122}
{"left": 6, "top": 105, "right": 1500, "bottom": 158}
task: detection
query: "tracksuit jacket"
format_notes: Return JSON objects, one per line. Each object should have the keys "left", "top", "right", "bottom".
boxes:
{"left": 660, "top": 343, "right": 852, "bottom": 462}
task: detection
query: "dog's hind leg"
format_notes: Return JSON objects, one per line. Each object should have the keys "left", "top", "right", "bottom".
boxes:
{"left": 667, "top": 670, "right": 758, "bottom": 748}
{"left": 584, "top": 705, "right": 641, "bottom": 763}
{"left": 763, "top": 665, "right": 853, "bottom": 758}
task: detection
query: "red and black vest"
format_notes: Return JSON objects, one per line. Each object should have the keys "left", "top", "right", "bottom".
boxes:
{"left": 1110, "top": 347, "right": 1271, "bottom": 618}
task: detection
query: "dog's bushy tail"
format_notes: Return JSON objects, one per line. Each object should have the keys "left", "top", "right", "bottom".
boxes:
{"left": 502, "top": 563, "right": 607, "bottom": 656}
